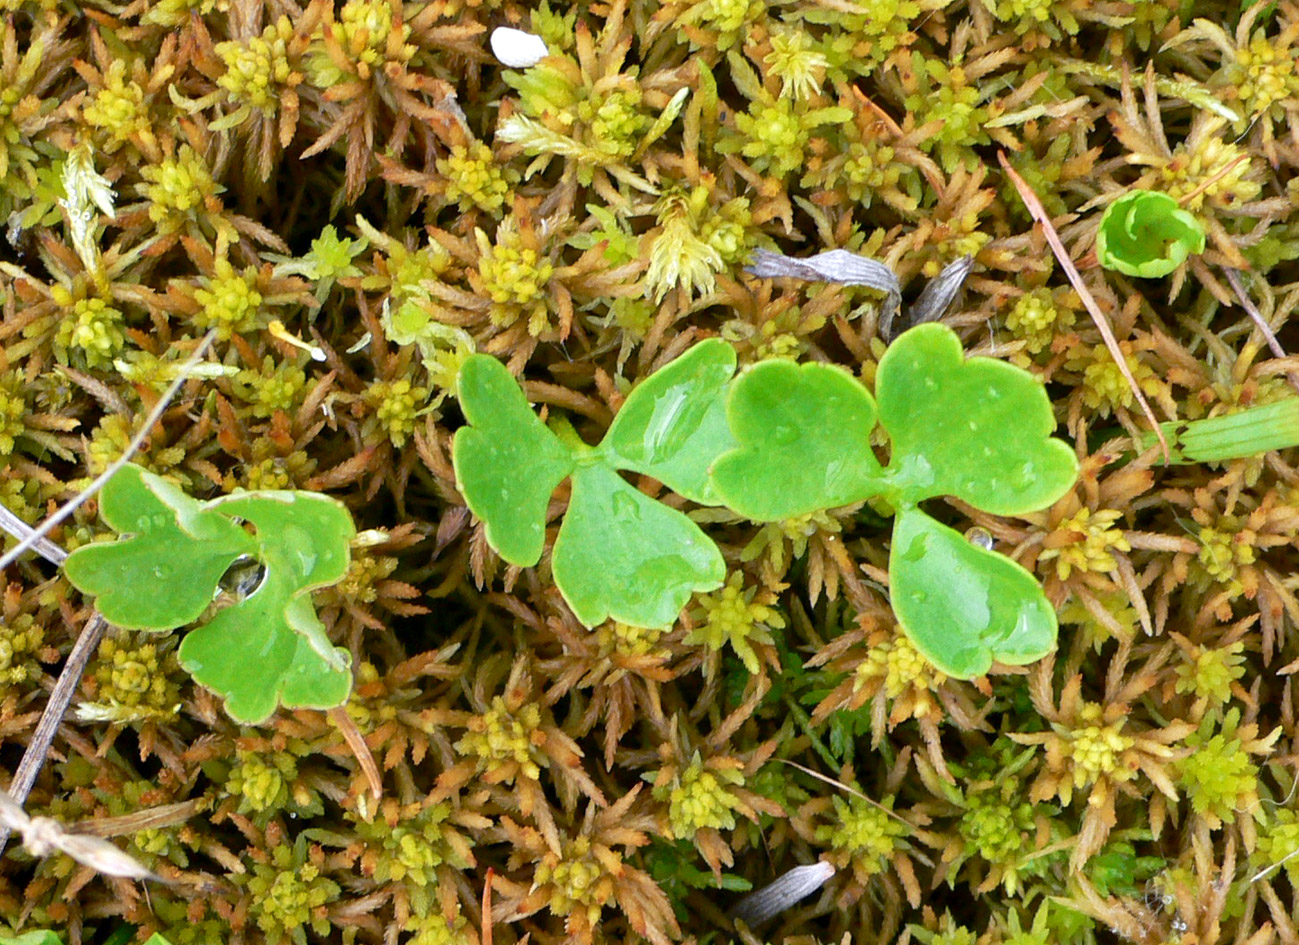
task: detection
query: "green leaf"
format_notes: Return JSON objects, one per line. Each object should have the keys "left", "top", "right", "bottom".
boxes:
{"left": 876, "top": 323, "right": 1078, "bottom": 515}
{"left": 552, "top": 464, "right": 724, "bottom": 628}
{"left": 63, "top": 464, "right": 255, "bottom": 630}
{"left": 1095, "top": 190, "right": 1206, "bottom": 278}
{"left": 178, "top": 490, "right": 354, "bottom": 723}
{"left": 0, "top": 933, "right": 63, "bottom": 945}
{"left": 211, "top": 492, "right": 355, "bottom": 668}
{"left": 177, "top": 572, "right": 353, "bottom": 724}
{"left": 711, "top": 360, "right": 883, "bottom": 520}
{"left": 602, "top": 338, "right": 737, "bottom": 504}
{"left": 453, "top": 354, "right": 575, "bottom": 566}
{"left": 64, "top": 463, "right": 357, "bottom": 724}
{"left": 889, "top": 508, "right": 1057, "bottom": 677}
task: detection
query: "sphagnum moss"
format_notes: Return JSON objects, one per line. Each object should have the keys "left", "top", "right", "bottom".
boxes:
{"left": 7, "top": 0, "right": 1299, "bottom": 943}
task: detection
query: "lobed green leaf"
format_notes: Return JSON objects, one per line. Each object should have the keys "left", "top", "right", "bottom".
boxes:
{"left": 63, "top": 464, "right": 254, "bottom": 630}
{"left": 875, "top": 323, "right": 1078, "bottom": 514}
{"left": 552, "top": 465, "right": 724, "bottom": 629}
{"left": 602, "top": 338, "right": 737, "bottom": 504}
{"left": 710, "top": 359, "right": 882, "bottom": 521}
{"left": 453, "top": 354, "right": 575, "bottom": 567}
{"left": 889, "top": 509, "right": 1058, "bottom": 677}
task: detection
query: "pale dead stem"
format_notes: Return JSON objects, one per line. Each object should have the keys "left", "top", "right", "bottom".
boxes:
{"left": 1223, "top": 267, "right": 1299, "bottom": 397}
{"left": 997, "top": 151, "right": 1171, "bottom": 463}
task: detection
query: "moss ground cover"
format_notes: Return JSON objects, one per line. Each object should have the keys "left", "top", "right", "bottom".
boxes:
{"left": 3, "top": 0, "right": 1299, "bottom": 943}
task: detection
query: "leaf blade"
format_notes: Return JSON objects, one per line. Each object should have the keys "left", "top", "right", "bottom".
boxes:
{"left": 552, "top": 465, "right": 724, "bottom": 628}
{"left": 603, "top": 339, "right": 737, "bottom": 504}
{"left": 711, "top": 360, "right": 883, "bottom": 521}
{"left": 890, "top": 508, "right": 1057, "bottom": 678}
{"left": 453, "top": 354, "right": 575, "bottom": 566}
{"left": 876, "top": 324, "right": 1078, "bottom": 515}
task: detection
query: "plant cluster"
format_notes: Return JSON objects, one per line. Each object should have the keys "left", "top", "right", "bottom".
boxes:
{"left": 2, "top": 0, "right": 1299, "bottom": 944}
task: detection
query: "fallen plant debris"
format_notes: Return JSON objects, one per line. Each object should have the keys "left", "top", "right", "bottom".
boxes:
{"left": 2, "top": 1, "right": 1299, "bottom": 945}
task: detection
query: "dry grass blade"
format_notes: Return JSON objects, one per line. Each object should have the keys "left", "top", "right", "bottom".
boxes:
{"left": 72, "top": 799, "right": 204, "bottom": 838}
{"left": 728, "top": 861, "right": 835, "bottom": 927}
{"left": 997, "top": 151, "right": 1170, "bottom": 462}
{"left": 327, "top": 706, "right": 384, "bottom": 800}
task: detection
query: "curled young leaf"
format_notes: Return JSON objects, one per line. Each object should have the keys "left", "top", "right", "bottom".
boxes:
{"left": 1095, "top": 190, "right": 1206, "bottom": 278}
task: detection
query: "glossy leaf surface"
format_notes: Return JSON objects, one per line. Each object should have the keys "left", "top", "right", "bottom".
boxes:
{"left": 710, "top": 360, "right": 882, "bottom": 521}
{"left": 602, "top": 338, "right": 737, "bottom": 504}
{"left": 552, "top": 465, "right": 725, "bottom": 628}
{"left": 453, "top": 354, "right": 575, "bottom": 566}
{"left": 178, "top": 563, "right": 353, "bottom": 724}
{"left": 202, "top": 491, "right": 355, "bottom": 672}
{"left": 64, "top": 463, "right": 358, "bottom": 724}
{"left": 876, "top": 323, "right": 1078, "bottom": 515}
{"left": 63, "top": 464, "right": 254, "bottom": 630}
{"left": 454, "top": 346, "right": 733, "bottom": 629}
{"left": 889, "top": 508, "right": 1057, "bottom": 677}
{"left": 1096, "top": 190, "right": 1205, "bottom": 278}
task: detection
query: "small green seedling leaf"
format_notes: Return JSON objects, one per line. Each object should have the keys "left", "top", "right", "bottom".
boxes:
{"left": 178, "top": 490, "right": 354, "bottom": 724}
{"left": 1096, "top": 190, "right": 1206, "bottom": 278}
{"left": 708, "top": 323, "right": 1078, "bottom": 678}
{"left": 890, "top": 509, "right": 1058, "bottom": 676}
{"left": 454, "top": 346, "right": 735, "bottom": 629}
{"left": 552, "top": 465, "right": 725, "bottom": 627}
{"left": 876, "top": 323, "right": 1078, "bottom": 514}
{"left": 711, "top": 360, "right": 882, "bottom": 521}
{"left": 62, "top": 464, "right": 254, "bottom": 630}
{"left": 602, "top": 339, "right": 738, "bottom": 504}
{"left": 64, "top": 464, "right": 358, "bottom": 724}
{"left": 453, "top": 354, "right": 575, "bottom": 566}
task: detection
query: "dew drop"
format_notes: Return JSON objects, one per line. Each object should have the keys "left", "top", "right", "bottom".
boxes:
{"left": 965, "top": 527, "right": 994, "bottom": 551}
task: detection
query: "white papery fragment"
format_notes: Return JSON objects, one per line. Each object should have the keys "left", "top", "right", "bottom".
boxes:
{"left": 0, "top": 788, "right": 160, "bottom": 882}
{"left": 728, "top": 860, "right": 836, "bottom": 927}
{"left": 491, "top": 27, "right": 549, "bottom": 68}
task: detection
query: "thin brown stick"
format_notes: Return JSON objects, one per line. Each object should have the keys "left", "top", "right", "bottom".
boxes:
{"left": 1223, "top": 267, "right": 1299, "bottom": 397}
{"left": 327, "top": 706, "right": 383, "bottom": 801}
{"left": 998, "top": 151, "right": 1170, "bottom": 462}
{"left": 1176, "top": 154, "right": 1251, "bottom": 209}
{"left": 0, "top": 329, "right": 216, "bottom": 571}
{"left": 482, "top": 866, "right": 496, "bottom": 945}
{"left": 0, "top": 613, "right": 107, "bottom": 857}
